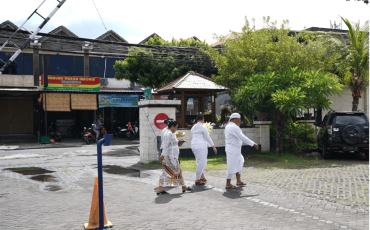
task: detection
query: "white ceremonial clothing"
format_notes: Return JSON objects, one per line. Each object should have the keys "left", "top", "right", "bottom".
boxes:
{"left": 191, "top": 122, "right": 215, "bottom": 180}
{"left": 225, "top": 122, "right": 256, "bottom": 177}
{"left": 160, "top": 127, "right": 169, "bottom": 150}
{"left": 220, "top": 121, "right": 230, "bottom": 128}
{"left": 159, "top": 131, "right": 185, "bottom": 187}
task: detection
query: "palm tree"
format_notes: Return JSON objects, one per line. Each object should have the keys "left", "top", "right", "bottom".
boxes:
{"left": 327, "top": 17, "right": 369, "bottom": 111}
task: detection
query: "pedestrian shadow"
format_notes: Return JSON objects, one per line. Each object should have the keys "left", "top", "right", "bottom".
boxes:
{"left": 222, "top": 187, "right": 259, "bottom": 199}
{"left": 154, "top": 191, "right": 183, "bottom": 204}
{"left": 190, "top": 185, "right": 213, "bottom": 194}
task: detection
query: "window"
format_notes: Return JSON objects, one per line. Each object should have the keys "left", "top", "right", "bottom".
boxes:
{"left": 50, "top": 55, "right": 74, "bottom": 76}
{"left": 75, "top": 56, "right": 83, "bottom": 76}
{"left": 333, "top": 114, "right": 368, "bottom": 125}
{"left": 23, "top": 54, "right": 33, "bottom": 75}
{"left": 40, "top": 54, "right": 83, "bottom": 76}
{"left": 0, "top": 52, "right": 32, "bottom": 75}
{"left": 90, "top": 57, "right": 119, "bottom": 78}
{"left": 90, "top": 57, "right": 98, "bottom": 77}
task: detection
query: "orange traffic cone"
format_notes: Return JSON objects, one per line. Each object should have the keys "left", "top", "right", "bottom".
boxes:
{"left": 84, "top": 178, "right": 113, "bottom": 229}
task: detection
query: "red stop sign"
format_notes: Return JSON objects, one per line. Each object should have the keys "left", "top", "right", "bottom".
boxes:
{"left": 154, "top": 113, "right": 169, "bottom": 129}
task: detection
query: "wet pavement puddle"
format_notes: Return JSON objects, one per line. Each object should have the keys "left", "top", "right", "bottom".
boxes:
{"left": 4, "top": 167, "right": 55, "bottom": 175}
{"left": 4, "top": 167, "right": 61, "bottom": 191}
{"left": 30, "top": 175, "right": 56, "bottom": 182}
{"left": 102, "top": 165, "right": 150, "bottom": 178}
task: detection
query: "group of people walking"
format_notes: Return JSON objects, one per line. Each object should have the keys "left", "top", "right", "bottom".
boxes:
{"left": 156, "top": 113, "right": 259, "bottom": 194}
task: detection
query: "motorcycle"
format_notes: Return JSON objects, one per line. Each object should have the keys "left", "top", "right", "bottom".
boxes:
{"left": 48, "top": 122, "right": 62, "bottom": 142}
{"left": 126, "top": 122, "right": 139, "bottom": 141}
{"left": 82, "top": 125, "right": 107, "bottom": 145}
{"left": 113, "top": 121, "right": 123, "bottom": 137}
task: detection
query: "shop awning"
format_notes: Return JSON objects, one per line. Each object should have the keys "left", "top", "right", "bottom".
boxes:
{"left": 42, "top": 93, "right": 71, "bottom": 112}
{"left": 71, "top": 93, "right": 97, "bottom": 110}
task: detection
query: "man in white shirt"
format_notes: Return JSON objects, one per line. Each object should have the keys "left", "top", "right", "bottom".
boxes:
{"left": 225, "top": 113, "right": 259, "bottom": 189}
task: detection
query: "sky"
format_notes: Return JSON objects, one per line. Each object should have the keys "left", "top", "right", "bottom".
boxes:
{"left": 0, "top": 0, "right": 369, "bottom": 45}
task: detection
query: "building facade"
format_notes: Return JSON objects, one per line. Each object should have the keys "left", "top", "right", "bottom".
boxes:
{"left": 0, "top": 20, "right": 143, "bottom": 136}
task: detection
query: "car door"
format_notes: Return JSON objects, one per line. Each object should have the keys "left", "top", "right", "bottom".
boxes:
{"left": 318, "top": 114, "right": 329, "bottom": 148}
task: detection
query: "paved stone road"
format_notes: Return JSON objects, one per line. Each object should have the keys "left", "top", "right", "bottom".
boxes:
{"left": 208, "top": 158, "right": 369, "bottom": 211}
{"left": 0, "top": 146, "right": 368, "bottom": 230}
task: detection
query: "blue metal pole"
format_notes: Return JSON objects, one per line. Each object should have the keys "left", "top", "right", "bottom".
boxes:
{"left": 96, "top": 134, "right": 112, "bottom": 230}
{"left": 97, "top": 138, "right": 105, "bottom": 230}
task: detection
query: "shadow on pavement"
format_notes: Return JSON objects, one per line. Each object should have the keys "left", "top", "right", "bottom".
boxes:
{"left": 153, "top": 187, "right": 183, "bottom": 204}
{"left": 222, "top": 187, "right": 259, "bottom": 199}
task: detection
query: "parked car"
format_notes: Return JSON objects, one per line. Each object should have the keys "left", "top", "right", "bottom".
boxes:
{"left": 316, "top": 110, "right": 369, "bottom": 160}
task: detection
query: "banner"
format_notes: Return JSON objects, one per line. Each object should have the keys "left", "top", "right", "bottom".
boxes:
{"left": 98, "top": 94, "right": 139, "bottom": 107}
{"left": 41, "top": 75, "right": 100, "bottom": 91}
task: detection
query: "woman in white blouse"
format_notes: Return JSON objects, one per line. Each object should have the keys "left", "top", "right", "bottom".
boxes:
{"left": 191, "top": 114, "right": 217, "bottom": 185}
{"left": 157, "top": 120, "right": 193, "bottom": 194}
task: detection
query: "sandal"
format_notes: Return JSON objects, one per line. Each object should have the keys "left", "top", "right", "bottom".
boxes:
{"left": 156, "top": 190, "right": 169, "bottom": 195}
{"left": 236, "top": 182, "right": 246, "bottom": 186}
{"left": 195, "top": 180, "right": 206, "bottom": 186}
{"left": 225, "top": 185, "right": 237, "bottom": 189}
{"left": 182, "top": 186, "right": 193, "bottom": 193}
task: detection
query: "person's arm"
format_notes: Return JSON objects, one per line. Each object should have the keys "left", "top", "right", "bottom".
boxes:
{"left": 203, "top": 126, "right": 214, "bottom": 146}
{"left": 233, "top": 125, "right": 255, "bottom": 147}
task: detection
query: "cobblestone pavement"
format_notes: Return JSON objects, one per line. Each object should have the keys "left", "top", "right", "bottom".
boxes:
{"left": 208, "top": 158, "right": 369, "bottom": 211}
{"left": 0, "top": 146, "right": 368, "bottom": 230}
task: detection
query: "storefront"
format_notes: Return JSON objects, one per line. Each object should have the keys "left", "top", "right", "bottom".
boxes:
{"left": 40, "top": 75, "right": 141, "bottom": 134}
{"left": 97, "top": 93, "right": 140, "bottom": 132}
{"left": 0, "top": 87, "right": 40, "bottom": 135}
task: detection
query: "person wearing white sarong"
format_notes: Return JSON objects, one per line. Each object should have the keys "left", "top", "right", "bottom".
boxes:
{"left": 225, "top": 113, "right": 259, "bottom": 189}
{"left": 157, "top": 120, "right": 193, "bottom": 195}
{"left": 191, "top": 114, "right": 217, "bottom": 185}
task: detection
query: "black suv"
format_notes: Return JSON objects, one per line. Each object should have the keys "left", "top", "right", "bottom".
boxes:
{"left": 316, "top": 110, "right": 369, "bottom": 160}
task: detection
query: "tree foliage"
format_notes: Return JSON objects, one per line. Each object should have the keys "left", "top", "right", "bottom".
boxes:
{"left": 324, "top": 17, "right": 369, "bottom": 111}
{"left": 235, "top": 67, "right": 342, "bottom": 154}
{"left": 113, "top": 35, "right": 216, "bottom": 89}
{"left": 201, "top": 16, "right": 336, "bottom": 91}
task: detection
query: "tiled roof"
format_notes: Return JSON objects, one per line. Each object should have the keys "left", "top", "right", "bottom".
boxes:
{"left": 96, "top": 30, "right": 128, "bottom": 43}
{"left": 39, "top": 25, "right": 78, "bottom": 42}
{"left": 212, "top": 32, "right": 242, "bottom": 47}
{"left": 154, "top": 71, "right": 227, "bottom": 92}
{"left": 138, "top": 33, "right": 161, "bottom": 45}
{"left": 47, "top": 25, "right": 78, "bottom": 37}
{"left": 0, "top": 20, "right": 18, "bottom": 29}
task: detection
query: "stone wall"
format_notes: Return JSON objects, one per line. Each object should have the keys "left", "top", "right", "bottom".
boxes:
{"left": 138, "top": 101, "right": 272, "bottom": 163}
{"left": 138, "top": 100, "right": 181, "bottom": 163}
{"left": 0, "top": 74, "right": 34, "bottom": 87}
{"left": 178, "top": 127, "right": 260, "bottom": 149}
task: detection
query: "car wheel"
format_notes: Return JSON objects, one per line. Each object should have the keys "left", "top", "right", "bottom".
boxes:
{"left": 322, "top": 143, "right": 331, "bottom": 160}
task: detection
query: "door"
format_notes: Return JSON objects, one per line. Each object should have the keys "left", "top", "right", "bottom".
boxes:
{"left": 0, "top": 99, "right": 33, "bottom": 134}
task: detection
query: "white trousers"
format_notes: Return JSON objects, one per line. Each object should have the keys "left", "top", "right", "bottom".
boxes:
{"left": 192, "top": 145, "right": 208, "bottom": 180}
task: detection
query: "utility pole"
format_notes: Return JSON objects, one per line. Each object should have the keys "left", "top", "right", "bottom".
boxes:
{"left": 0, "top": 0, "right": 67, "bottom": 75}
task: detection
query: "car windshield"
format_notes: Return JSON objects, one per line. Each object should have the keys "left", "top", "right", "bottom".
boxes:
{"left": 333, "top": 114, "right": 368, "bottom": 125}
